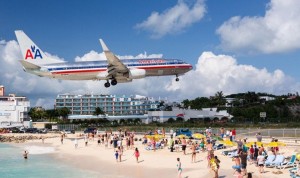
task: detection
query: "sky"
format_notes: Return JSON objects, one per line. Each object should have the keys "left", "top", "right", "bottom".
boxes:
{"left": 1, "top": 0, "right": 300, "bottom": 108}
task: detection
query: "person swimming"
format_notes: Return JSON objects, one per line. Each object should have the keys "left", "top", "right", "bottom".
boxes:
{"left": 23, "top": 150, "right": 28, "bottom": 159}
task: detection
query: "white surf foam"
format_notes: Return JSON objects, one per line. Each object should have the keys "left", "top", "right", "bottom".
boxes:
{"left": 24, "top": 146, "right": 56, "bottom": 155}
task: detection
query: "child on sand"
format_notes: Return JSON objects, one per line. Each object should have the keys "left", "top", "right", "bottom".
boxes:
{"left": 134, "top": 148, "right": 140, "bottom": 163}
{"left": 177, "top": 158, "right": 182, "bottom": 178}
{"left": 115, "top": 150, "right": 119, "bottom": 162}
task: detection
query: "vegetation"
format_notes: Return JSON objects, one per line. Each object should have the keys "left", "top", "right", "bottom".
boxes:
{"left": 27, "top": 91, "right": 300, "bottom": 129}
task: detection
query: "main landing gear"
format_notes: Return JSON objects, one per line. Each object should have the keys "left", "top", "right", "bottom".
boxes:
{"left": 175, "top": 75, "right": 179, "bottom": 82}
{"left": 104, "top": 79, "right": 118, "bottom": 88}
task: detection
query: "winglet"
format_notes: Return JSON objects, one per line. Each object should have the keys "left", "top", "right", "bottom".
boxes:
{"left": 99, "top": 39, "right": 109, "bottom": 51}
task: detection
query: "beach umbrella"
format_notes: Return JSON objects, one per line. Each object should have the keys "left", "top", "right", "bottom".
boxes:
{"left": 220, "top": 140, "right": 237, "bottom": 147}
{"left": 145, "top": 134, "right": 164, "bottom": 140}
{"left": 244, "top": 142, "right": 266, "bottom": 147}
{"left": 176, "top": 134, "right": 187, "bottom": 139}
{"left": 296, "top": 153, "right": 300, "bottom": 160}
{"left": 266, "top": 142, "right": 286, "bottom": 147}
{"left": 192, "top": 133, "right": 205, "bottom": 139}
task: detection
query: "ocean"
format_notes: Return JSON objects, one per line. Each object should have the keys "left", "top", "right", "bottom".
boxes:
{"left": 0, "top": 143, "right": 101, "bottom": 178}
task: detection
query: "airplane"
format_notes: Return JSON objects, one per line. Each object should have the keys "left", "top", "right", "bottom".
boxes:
{"left": 15, "top": 30, "right": 193, "bottom": 88}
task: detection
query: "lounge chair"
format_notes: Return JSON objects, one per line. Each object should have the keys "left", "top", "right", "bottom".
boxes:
{"left": 213, "top": 143, "right": 226, "bottom": 150}
{"left": 222, "top": 149, "right": 237, "bottom": 156}
{"left": 266, "top": 155, "right": 285, "bottom": 168}
{"left": 289, "top": 167, "right": 300, "bottom": 178}
{"left": 276, "top": 155, "right": 297, "bottom": 169}
{"left": 264, "top": 155, "right": 276, "bottom": 166}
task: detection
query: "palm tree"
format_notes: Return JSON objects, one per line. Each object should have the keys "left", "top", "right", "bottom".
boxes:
{"left": 214, "top": 91, "right": 226, "bottom": 107}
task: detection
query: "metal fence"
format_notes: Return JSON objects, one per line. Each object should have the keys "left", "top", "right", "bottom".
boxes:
{"left": 201, "top": 128, "right": 300, "bottom": 138}
{"left": 56, "top": 124, "right": 300, "bottom": 138}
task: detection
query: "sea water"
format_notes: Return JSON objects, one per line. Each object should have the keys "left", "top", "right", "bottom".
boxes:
{"left": 0, "top": 143, "right": 101, "bottom": 178}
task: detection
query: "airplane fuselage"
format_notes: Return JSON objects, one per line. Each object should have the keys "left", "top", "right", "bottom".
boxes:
{"left": 26, "top": 58, "right": 193, "bottom": 82}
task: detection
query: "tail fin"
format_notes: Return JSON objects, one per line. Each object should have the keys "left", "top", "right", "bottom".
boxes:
{"left": 15, "top": 30, "right": 64, "bottom": 66}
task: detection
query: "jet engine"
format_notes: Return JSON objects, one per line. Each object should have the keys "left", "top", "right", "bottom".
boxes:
{"left": 128, "top": 69, "right": 146, "bottom": 79}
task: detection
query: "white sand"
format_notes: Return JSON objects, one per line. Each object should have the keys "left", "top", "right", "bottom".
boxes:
{"left": 9, "top": 133, "right": 298, "bottom": 178}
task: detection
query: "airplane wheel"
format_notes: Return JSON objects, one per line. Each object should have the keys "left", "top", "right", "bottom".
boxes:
{"left": 104, "top": 82, "right": 110, "bottom": 88}
{"left": 175, "top": 78, "right": 179, "bottom": 82}
{"left": 111, "top": 79, "right": 117, "bottom": 86}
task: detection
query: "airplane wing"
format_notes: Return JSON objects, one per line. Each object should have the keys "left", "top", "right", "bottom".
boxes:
{"left": 99, "top": 39, "right": 129, "bottom": 78}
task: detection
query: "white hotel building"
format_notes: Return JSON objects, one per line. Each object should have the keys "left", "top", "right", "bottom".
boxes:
{"left": 0, "top": 86, "right": 30, "bottom": 127}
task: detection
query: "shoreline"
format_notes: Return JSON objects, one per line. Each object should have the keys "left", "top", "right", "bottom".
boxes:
{"left": 3, "top": 133, "right": 297, "bottom": 178}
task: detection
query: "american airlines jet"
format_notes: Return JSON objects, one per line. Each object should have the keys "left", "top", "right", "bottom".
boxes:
{"left": 15, "top": 30, "right": 193, "bottom": 88}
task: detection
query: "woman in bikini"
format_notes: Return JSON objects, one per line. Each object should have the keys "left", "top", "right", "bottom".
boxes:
{"left": 191, "top": 143, "right": 196, "bottom": 163}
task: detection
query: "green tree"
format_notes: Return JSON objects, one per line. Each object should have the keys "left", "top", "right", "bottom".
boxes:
{"left": 28, "top": 107, "right": 47, "bottom": 121}
{"left": 93, "top": 107, "right": 105, "bottom": 117}
{"left": 133, "top": 118, "right": 141, "bottom": 125}
{"left": 182, "top": 99, "right": 190, "bottom": 109}
{"left": 167, "top": 118, "right": 175, "bottom": 123}
{"left": 57, "top": 107, "right": 70, "bottom": 120}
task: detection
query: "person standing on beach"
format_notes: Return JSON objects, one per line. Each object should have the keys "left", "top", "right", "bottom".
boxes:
{"left": 23, "top": 150, "right": 29, "bottom": 159}
{"left": 256, "top": 132, "right": 262, "bottom": 142}
{"left": 191, "top": 143, "right": 196, "bottom": 163}
{"left": 134, "top": 147, "right": 140, "bottom": 163}
{"left": 84, "top": 135, "right": 88, "bottom": 147}
{"left": 74, "top": 138, "right": 78, "bottom": 149}
{"left": 118, "top": 146, "right": 122, "bottom": 162}
{"left": 220, "top": 127, "right": 225, "bottom": 138}
{"left": 176, "top": 158, "right": 182, "bottom": 178}
{"left": 257, "top": 152, "right": 265, "bottom": 174}
{"left": 181, "top": 137, "right": 187, "bottom": 155}
{"left": 115, "top": 150, "right": 119, "bottom": 162}
{"left": 60, "top": 134, "right": 64, "bottom": 144}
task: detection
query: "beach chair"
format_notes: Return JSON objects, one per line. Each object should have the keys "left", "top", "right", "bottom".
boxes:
{"left": 264, "top": 155, "right": 276, "bottom": 166}
{"left": 276, "top": 155, "right": 297, "bottom": 169}
{"left": 213, "top": 143, "right": 225, "bottom": 150}
{"left": 289, "top": 167, "right": 300, "bottom": 178}
{"left": 266, "top": 155, "right": 285, "bottom": 168}
{"left": 221, "top": 149, "right": 237, "bottom": 156}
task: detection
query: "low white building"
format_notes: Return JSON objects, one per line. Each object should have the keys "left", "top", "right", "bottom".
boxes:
{"left": 0, "top": 87, "right": 30, "bottom": 128}
{"left": 147, "top": 107, "right": 233, "bottom": 123}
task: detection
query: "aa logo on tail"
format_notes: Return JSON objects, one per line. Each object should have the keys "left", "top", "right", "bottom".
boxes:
{"left": 25, "top": 46, "right": 43, "bottom": 59}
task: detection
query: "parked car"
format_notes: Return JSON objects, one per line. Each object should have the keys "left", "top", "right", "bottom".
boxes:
{"left": 84, "top": 128, "right": 96, "bottom": 134}
{"left": 63, "top": 129, "right": 75, "bottom": 134}
{"left": 38, "top": 128, "right": 48, "bottom": 134}
{"left": 175, "top": 128, "right": 192, "bottom": 137}
{"left": 25, "top": 128, "right": 39, "bottom": 133}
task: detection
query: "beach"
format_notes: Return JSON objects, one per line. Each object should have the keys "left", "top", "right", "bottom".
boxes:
{"left": 2, "top": 132, "right": 298, "bottom": 178}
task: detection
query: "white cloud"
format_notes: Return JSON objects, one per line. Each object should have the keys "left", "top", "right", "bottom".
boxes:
{"left": 165, "top": 52, "right": 299, "bottom": 98}
{"left": 75, "top": 50, "right": 163, "bottom": 61}
{"left": 136, "top": 0, "right": 206, "bottom": 38}
{"left": 1, "top": 40, "right": 300, "bottom": 109}
{"left": 75, "top": 50, "right": 106, "bottom": 61}
{"left": 217, "top": 0, "right": 300, "bottom": 53}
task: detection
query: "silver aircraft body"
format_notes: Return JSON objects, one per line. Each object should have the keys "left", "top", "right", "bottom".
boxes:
{"left": 15, "top": 31, "right": 193, "bottom": 87}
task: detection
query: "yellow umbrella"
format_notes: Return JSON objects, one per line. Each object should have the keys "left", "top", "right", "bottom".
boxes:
{"left": 244, "top": 142, "right": 266, "bottom": 147}
{"left": 192, "top": 133, "right": 205, "bottom": 139}
{"left": 220, "top": 140, "right": 237, "bottom": 147}
{"left": 266, "top": 142, "right": 286, "bottom": 147}
{"left": 145, "top": 134, "right": 164, "bottom": 140}
{"left": 176, "top": 134, "right": 187, "bottom": 139}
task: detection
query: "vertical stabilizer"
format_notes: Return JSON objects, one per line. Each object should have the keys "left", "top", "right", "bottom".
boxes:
{"left": 15, "top": 30, "right": 64, "bottom": 66}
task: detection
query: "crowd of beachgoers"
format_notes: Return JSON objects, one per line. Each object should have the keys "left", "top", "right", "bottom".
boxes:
{"left": 2, "top": 127, "right": 299, "bottom": 178}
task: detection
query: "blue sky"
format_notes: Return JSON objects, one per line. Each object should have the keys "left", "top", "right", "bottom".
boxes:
{"left": 1, "top": 0, "right": 300, "bottom": 108}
